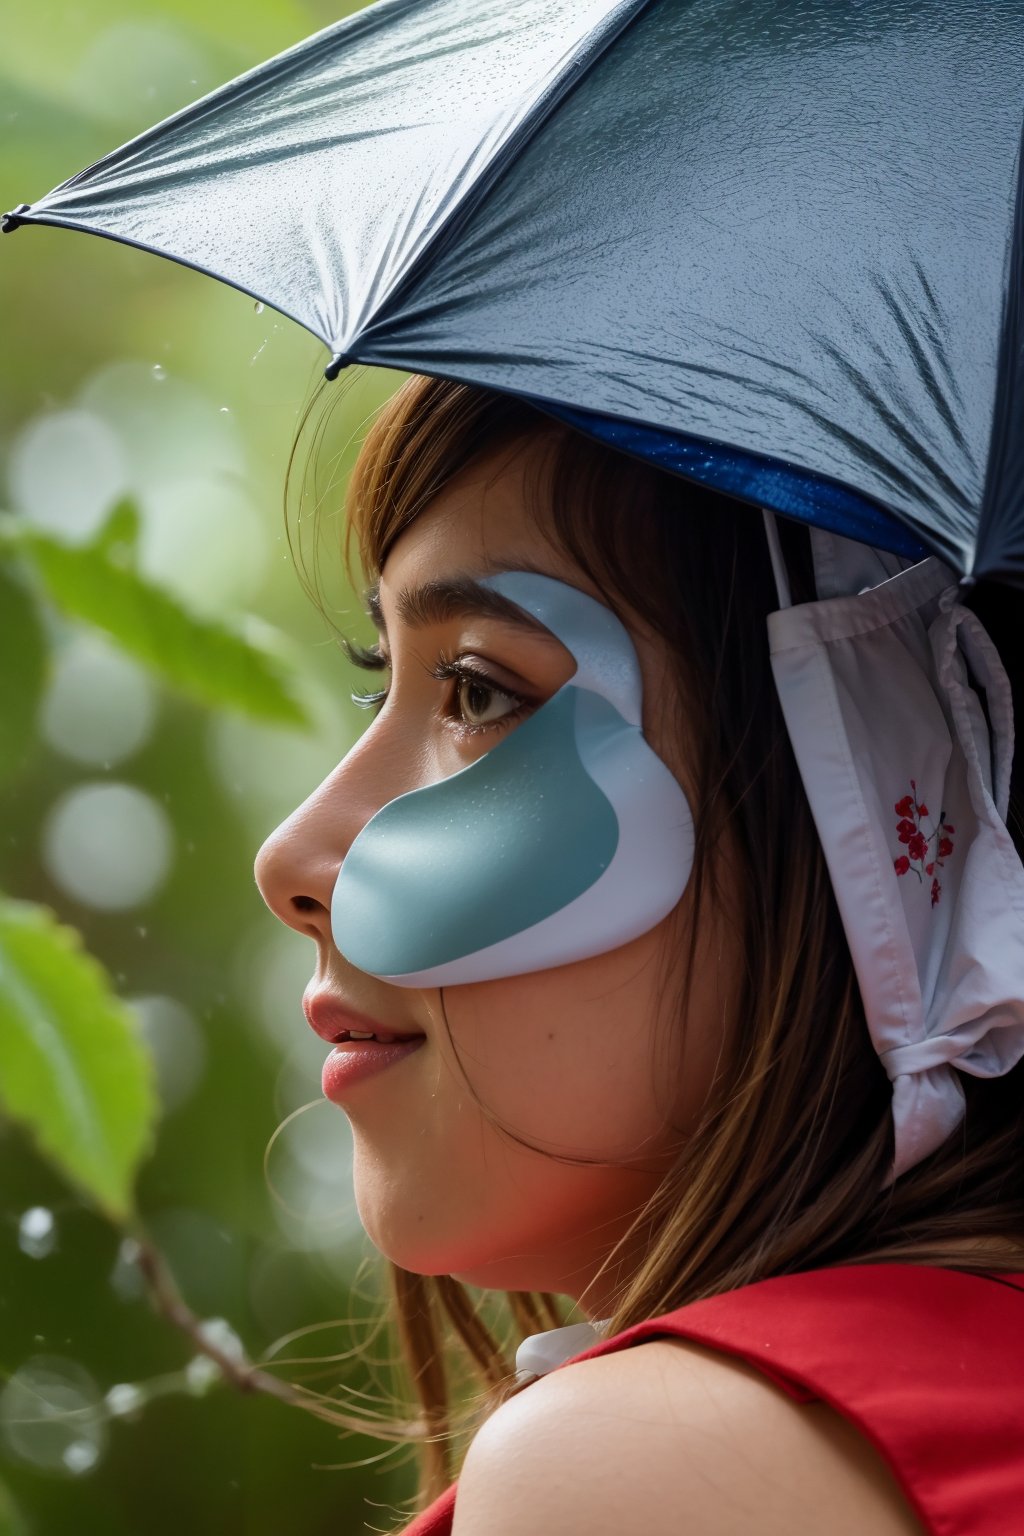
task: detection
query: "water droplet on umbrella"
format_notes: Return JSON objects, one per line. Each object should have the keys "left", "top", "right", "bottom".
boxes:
{"left": 219, "top": 406, "right": 230, "bottom": 414}
{"left": 152, "top": 363, "right": 166, "bottom": 381}
{"left": 18, "top": 1207, "right": 56, "bottom": 1260}
{"left": 253, "top": 301, "right": 264, "bottom": 314}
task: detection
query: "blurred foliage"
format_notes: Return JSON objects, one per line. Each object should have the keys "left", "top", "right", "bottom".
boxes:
{"left": 8, "top": 508, "right": 309, "bottom": 724}
{"left": 0, "top": 897, "right": 156, "bottom": 1222}
{"left": 0, "top": 1, "right": 417, "bottom": 1531}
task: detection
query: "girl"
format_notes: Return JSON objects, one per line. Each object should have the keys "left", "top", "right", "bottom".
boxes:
{"left": 255, "top": 373, "right": 1024, "bottom": 1535}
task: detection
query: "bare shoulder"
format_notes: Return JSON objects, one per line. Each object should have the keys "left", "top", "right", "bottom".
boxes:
{"left": 451, "top": 1338, "right": 924, "bottom": 1536}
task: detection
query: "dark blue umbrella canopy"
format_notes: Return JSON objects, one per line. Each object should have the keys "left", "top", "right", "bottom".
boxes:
{"left": 5, "top": 0, "right": 1024, "bottom": 583}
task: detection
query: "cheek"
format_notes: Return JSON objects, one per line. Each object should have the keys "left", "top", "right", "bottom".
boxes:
{"left": 442, "top": 931, "right": 684, "bottom": 1164}
{"left": 345, "top": 921, "right": 717, "bottom": 1280}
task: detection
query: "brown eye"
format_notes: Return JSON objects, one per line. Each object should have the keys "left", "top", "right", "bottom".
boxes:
{"left": 457, "top": 674, "right": 520, "bottom": 728}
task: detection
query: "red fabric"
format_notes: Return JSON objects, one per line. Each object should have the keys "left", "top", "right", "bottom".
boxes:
{"left": 399, "top": 1265, "right": 1024, "bottom": 1536}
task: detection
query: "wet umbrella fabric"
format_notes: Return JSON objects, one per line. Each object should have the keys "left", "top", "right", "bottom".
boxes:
{"left": 5, "top": 0, "right": 1024, "bottom": 584}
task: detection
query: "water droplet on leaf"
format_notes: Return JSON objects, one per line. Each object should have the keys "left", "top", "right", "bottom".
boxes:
{"left": 105, "top": 1383, "right": 144, "bottom": 1420}
{"left": 18, "top": 1208, "right": 56, "bottom": 1260}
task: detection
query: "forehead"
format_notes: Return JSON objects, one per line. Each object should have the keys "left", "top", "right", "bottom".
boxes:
{"left": 378, "top": 437, "right": 583, "bottom": 598}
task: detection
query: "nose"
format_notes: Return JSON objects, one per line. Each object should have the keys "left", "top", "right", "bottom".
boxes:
{"left": 254, "top": 730, "right": 390, "bottom": 944}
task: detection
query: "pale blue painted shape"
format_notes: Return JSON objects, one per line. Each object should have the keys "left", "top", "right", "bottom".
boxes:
{"left": 331, "top": 684, "right": 620, "bottom": 975}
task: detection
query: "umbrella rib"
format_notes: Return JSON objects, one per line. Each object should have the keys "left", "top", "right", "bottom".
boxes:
{"left": 351, "top": 0, "right": 658, "bottom": 354}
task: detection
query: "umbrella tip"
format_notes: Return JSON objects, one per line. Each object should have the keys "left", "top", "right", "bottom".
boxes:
{"left": 1, "top": 204, "right": 31, "bottom": 235}
{"left": 958, "top": 573, "right": 977, "bottom": 593}
{"left": 324, "top": 351, "right": 351, "bottom": 381}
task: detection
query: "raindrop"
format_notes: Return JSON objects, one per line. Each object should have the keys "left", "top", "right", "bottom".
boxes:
{"left": 109, "top": 1238, "right": 144, "bottom": 1302}
{"left": 151, "top": 363, "right": 166, "bottom": 381}
{"left": 253, "top": 301, "right": 265, "bottom": 314}
{"left": 0, "top": 1357, "right": 107, "bottom": 1476}
{"left": 219, "top": 406, "right": 230, "bottom": 414}
{"left": 18, "top": 1207, "right": 56, "bottom": 1260}
{"left": 80, "top": 360, "right": 245, "bottom": 487}
{"left": 197, "top": 1317, "right": 246, "bottom": 1366}
{"left": 184, "top": 1356, "right": 220, "bottom": 1395}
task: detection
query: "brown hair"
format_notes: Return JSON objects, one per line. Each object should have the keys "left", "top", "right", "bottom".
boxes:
{"left": 288, "top": 372, "right": 1024, "bottom": 1528}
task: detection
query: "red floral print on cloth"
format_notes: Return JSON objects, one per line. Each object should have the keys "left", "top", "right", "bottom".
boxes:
{"left": 893, "top": 780, "right": 955, "bottom": 907}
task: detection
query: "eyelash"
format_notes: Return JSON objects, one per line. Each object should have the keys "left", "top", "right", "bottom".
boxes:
{"left": 345, "top": 637, "right": 390, "bottom": 713}
{"left": 347, "top": 643, "right": 532, "bottom": 736}
{"left": 430, "top": 655, "right": 531, "bottom": 736}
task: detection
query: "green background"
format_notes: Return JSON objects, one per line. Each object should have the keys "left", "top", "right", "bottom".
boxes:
{"left": 0, "top": 2, "right": 418, "bottom": 1529}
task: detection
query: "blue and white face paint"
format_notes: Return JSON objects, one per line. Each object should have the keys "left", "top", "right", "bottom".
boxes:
{"left": 331, "top": 572, "right": 694, "bottom": 987}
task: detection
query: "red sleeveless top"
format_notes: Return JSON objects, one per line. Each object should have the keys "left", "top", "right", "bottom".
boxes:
{"left": 400, "top": 1264, "right": 1024, "bottom": 1535}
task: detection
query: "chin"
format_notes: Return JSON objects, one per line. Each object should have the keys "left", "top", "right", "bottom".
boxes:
{"left": 354, "top": 1195, "right": 541, "bottom": 1287}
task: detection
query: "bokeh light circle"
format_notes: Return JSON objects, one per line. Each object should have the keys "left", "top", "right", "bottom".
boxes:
{"left": 42, "top": 634, "right": 157, "bottom": 768}
{"left": 7, "top": 410, "right": 128, "bottom": 541}
{"left": 17, "top": 1207, "right": 57, "bottom": 1260}
{"left": 0, "top": 1357, "right": 107, "bottom": 1477}
{"left": 70, "top": 21, "right": 215, "bottom": 128}
{"left": 42, "top": 782, "right": 173, "bottom": 910}
{"left": 132, "top": 995, "right": 207, "bottom": 1114}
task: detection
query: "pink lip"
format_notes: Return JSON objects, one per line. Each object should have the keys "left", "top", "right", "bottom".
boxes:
{"left": 321, "top": 1037, "right": 426, "bottom": 1102}
{"left": 302, "top": 992, "right": 424, "bottom": 1046}
{"left": 303, "top": 992, "right": 427, "bottom": 1103}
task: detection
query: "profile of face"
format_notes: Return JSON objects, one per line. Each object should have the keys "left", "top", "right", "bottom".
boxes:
{"left": 255, "top": 437, "right": 733, "bottom": 1317}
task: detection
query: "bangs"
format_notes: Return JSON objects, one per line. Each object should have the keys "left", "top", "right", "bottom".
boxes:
{"left": 344, "top": 376, "right": 548, "bottom": 578}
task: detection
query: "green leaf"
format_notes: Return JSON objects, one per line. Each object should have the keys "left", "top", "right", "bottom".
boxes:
{"left": 0, "top": 897, "right": 157, "bottom": 1222}
{"left": 0, "top": 564, "right": 48, "bottom": 788}
{"left": 19, "top": 528, "right": 308, "bottom": 726}
{"left": 91, "top": 497, "right": 142, "bottom": 562}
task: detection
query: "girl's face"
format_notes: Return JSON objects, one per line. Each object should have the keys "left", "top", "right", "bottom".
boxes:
{"left": 255, "top": 438, "right": 732, "bottom": 1317}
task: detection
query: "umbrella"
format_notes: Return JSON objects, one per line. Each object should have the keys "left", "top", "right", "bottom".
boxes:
{"left": 4, "top": 0, "right": 1023, "bottom": 584}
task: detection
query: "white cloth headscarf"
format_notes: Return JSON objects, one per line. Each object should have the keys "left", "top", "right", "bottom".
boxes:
{"left": 768, "top": 526, "right": 1024, "bottom": 1180}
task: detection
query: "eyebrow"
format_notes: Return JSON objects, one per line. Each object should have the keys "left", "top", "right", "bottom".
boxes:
{"left": 365, "top": 573, "right": 551, "bottom": 638}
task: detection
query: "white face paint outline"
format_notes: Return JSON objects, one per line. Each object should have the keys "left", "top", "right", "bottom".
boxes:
{"left": 331, "top": 571, "right": 695, "bottom": 986}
